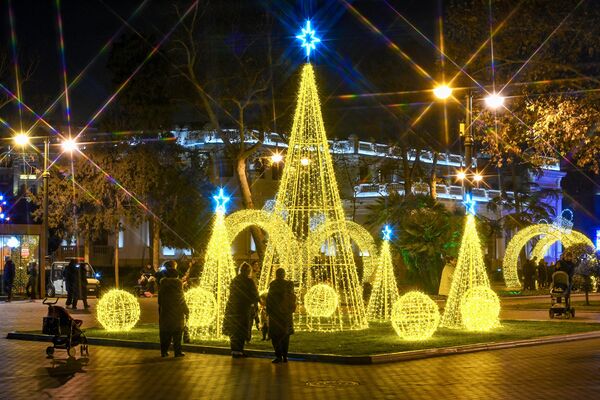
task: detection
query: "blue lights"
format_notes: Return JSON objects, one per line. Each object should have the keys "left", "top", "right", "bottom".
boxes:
{"left": 596, "top": 229, "right": 600, "bottom": 250}
{"left": 213, "top": 188, "right": 231, "bottom": 214}
{"left": 463, "top": 192, "right": 476, "bottom": 215}
{"left": 382, "top": 225, "right": 393, "bottom": 241}
{"left": 296, "top": 20, "right": 321, "bottom": 59}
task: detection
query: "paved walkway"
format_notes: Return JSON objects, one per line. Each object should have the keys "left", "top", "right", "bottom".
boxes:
{"left": 2, "top": 295, "right": 600, "bottom": 399}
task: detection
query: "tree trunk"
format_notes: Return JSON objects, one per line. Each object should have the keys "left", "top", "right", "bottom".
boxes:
{"left": 235, "top": 157, "right": 266, "bottom": 258}
{"left": 152, "top": 217, "right": 161, "bottom": 270}
{"left": 114, "top": 226, "right": 120, "bottom": 289}
{"left": 84, "top": 238, "right": 91, "bottom": 264}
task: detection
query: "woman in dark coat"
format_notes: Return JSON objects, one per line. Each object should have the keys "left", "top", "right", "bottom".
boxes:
{"left": 223, "top": 262, "right": 259, "bottom": 358}
{"left": 266, "top": 268, "right": 296, "bottom": 363}
{"left": 158, "top": 261, "right": 189, "bottom": 358}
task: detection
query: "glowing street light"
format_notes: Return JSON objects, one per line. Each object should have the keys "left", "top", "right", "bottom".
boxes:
{"left": 456, "top": 170, "right": 466, "bottom": 181}
{"left": 61, "top": 138, "right": 78, "bottom": 153}
{"left": 433, "top": 84, "right": 453, "bottom": 100}
{"left": 13, "top": 133, "right": 30, "bottom": 147}
{"left": 473, "top": 173, "right": 483, "bottom": 183}
{"left": 484, "top": 93, "right": 505, "bottom": 109}
{"left": 271, "top": 152, "right": 283, "bottom": 164}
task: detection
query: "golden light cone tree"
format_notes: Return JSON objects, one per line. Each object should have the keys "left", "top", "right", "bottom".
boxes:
{"left": 198, "top": 195, "right": 236, "bottom": 339}
{"left": 261, "top": 64, "right": 368, "bottom": 331}
{"left": 367, "top": 231, "right": 400, "bottom": 321}
{"left": 440, "top": 214, "right": 493, "bottom": 329}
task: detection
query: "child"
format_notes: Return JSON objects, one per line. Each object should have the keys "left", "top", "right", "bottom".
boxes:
{"left": 259, "top": 293, "right": 269, "bottom": 341}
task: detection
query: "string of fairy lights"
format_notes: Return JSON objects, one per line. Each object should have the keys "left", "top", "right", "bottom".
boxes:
{"left": 367, "top": 226, "right": 400, "bottom": 321}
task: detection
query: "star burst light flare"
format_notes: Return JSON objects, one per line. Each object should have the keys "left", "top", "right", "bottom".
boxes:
{"left": 296, "top": 20, "right": 321, "bottom": 58}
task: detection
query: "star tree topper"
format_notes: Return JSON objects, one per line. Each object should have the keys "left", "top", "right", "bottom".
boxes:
{"left": 463, "top": 192, "right": 476, "bottom": 215}
{"left": 296, "top": 20, "right": 321, "bottom": 59}
{"left": 213, "top": 188, "right": 231, "bottom": 214}
{"left": 382, "top": 225, "right": 393, "bottom": 241}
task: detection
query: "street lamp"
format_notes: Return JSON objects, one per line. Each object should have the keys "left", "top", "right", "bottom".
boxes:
{"left": 473, "top": 172, "right": 483, "bottom": 183}
{"left": 61, "top": 138, "right": 78, "bottom": 153}
{"left": 13, "top": 134, "right": 50, "bottom": 298}
{"left": 13, "top": 133, "right": 30, "bottom": 147}
{"left": 270, "top": 152, "right": 283, "bottom": 164}
{"left": 456, "top": 170, "right": 466, "bottom": 181}
{"left": 433, "top": 84, "right": 453, "bottom": 100}
{"left": 484, "top": 93, "right": 505, "bottom": 109}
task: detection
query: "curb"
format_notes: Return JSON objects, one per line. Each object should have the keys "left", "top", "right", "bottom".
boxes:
{"left": 7, "top": 330, "right": 600, "bottom": 365}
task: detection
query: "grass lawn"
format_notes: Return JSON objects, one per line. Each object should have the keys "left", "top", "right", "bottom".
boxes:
{"left": 505, "top": 300, "right": 600, "bottom": 312}
{"left": 75, "top": 321, "right": 600, "bottom": 356}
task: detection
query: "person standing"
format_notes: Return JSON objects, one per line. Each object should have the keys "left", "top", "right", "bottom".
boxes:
{"left": 158, "top": 260, "right": 189, "bottom": 358}
{"left": 25, "top": 260, "right": 37, "bottom": 301}
{"left": 266, "top": 268, "right": 296, "bottom": 364}
{"left": 2, "top": 256, "right": 15, "bottom": 302}
{"left": 63, "top": 259, "right": 77, "bottom": 308}
{"left": 77, "top": 264, "right": 89, "bottom": 309}
{"left": 223, "top": 262, "right": 259, "bottom": 358}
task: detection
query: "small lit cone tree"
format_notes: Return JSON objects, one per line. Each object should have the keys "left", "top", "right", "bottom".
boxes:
{"left": 440, "top": 213, "right": 493, "bottom": 329}
{"left": 261, "top": 24, "right": 368, "bottom": 331}
{"left": 197, "top": 189, "right": 237, "bottom": 339}
{"left": 367, "top": 226, "right": 400, "bottom": 321}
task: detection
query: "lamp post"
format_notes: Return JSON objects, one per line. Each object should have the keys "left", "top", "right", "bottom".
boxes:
{"left": 13, "top": 133, "right": 76, "bottom": 298}
{"left": 434, "top": 86, "right": 504, "bottom": 212}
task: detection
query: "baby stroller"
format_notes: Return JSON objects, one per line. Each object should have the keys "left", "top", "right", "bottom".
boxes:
{"left": 549, "top": 271, "right": 575, "bottom": 319}
{"left": 42, "top": 298, "right": 89, "bottom": 358}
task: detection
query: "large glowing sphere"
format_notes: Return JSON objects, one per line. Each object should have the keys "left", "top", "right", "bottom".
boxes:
{"left": 304, "top": 284, "right": 338, "bottom": 318}
{"left": 96, "top": 289, "right": 140, "bottom": 332}
{"left": 460, "top": 286, "right": 500, "bottom": 332}
{"left": 391, "top": 291, "right": 440, "bottom": 341}
{"left": 185, "top": 287, "right": 217, "bottom": 328}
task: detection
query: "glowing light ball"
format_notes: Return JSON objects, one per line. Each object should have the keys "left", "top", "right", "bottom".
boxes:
{"left": 96, "top": 289, "right": 140, "bottom": 332}
{"left": 391, "top": 291, "right": 440, "bottom": 341}
{"left": 185, "top": 287, "right": 217, "bottom": 328}
{"left": 304, "top": 284, "right": 338, "bottom": 318}
{"left": 460, "top": 286, "right": 500, "bottom": 332}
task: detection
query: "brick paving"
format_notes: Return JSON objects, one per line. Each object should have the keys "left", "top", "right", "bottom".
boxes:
{"left": 2, "top": 298, "right": 600, "bottom": 399}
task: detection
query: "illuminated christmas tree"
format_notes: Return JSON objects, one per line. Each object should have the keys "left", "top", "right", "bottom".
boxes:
{"left": 197, "top": 189, "right": 236, "bottom": 339}
{"left": 440, "top": 213, "right": 493, "bottom": 329}
{"left": 367, "top": 226, "right": 400, "bottom": 321}
{"left": 260, "top": 23, "right": 368, "bottom": 331}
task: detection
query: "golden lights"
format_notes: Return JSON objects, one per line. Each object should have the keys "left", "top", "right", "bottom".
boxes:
{"left": 367, "top": 240, "right": 400, "bottom": 321}
{"left": 96, "top": 289, "right": 140, "bottom": 332}
{"left": 304, "top": 284, "right": 339, "bottom": 318}
{"left": 391, "top": 291, "right": 440, "bottom": 341}
{"left": 460, "top": 286, "right": 500, "bottom": 332}
{"left": 185, "top": 287, "right": 217, "bottom": 337}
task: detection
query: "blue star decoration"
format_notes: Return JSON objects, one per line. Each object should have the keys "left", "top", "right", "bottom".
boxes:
{"left": 213, "top": 188, "right": 231, "bottom": 214}
{"left": 463, "top": 192, "right": 476, "bottom": 215}
{"left": 296, "top": 20, "right": 321, "bottom": 59}
{"left": 382, "top": 225, "right": 393, "bottom": 241}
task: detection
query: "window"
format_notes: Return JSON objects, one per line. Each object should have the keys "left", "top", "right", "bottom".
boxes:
{"left": 183, "top": 249, "right": 192, "bottom": 256}
{"left": 118, "top": 231, "right": 124, "bottom": 248}
{"left": 250, "top": 235, "right": 256, "bottom": 252}
{"left": 162, "top": 247, "right": 176, "bottom": 256}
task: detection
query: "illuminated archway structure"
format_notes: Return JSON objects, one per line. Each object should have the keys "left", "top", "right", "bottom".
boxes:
{"left": 306, "top": 220, "right": 378, "bottom": 283}
{"left": 503, "top": 224, "right": 593, "bottom": 288}
{"left": 225, "top": 209, "right": 300, "bottom": 286}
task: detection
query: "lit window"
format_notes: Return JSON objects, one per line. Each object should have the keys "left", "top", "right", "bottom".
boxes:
{"left": 162, "top": 247, "right": 175, "bottom": 256}
{"left": 183, "top": 249, "right": 192, "bottom": 256}
{"left": 118, "top": 231, "right": 124, "bottom": 248}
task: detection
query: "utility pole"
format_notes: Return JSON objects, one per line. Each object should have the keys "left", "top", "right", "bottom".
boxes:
{"left": 40, "top": 137, "right": 49, "bottom": 298}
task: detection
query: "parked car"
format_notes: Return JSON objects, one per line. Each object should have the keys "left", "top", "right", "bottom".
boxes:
{"left": 46, "top": 258, "right": 102, "bottom": 298}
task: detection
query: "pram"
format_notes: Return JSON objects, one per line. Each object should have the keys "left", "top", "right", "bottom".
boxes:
{"left": 42, "top": 298, "right": 89, "bottom": 358}
{"left": 549, "top": 271, "right": 575, "bottom": 319}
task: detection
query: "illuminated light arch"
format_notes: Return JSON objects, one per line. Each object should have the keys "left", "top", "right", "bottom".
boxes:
{"left": 503, "top": 224, "right": 593, "bottom": 288}
{"left": 531, "top": 230, "right": 594, "bottom": 262}
{"left": 306, "top": 220, "right": 378, "bottom": 282}
{"left": 224, "top": 209, "right": 300, "bottom": 287}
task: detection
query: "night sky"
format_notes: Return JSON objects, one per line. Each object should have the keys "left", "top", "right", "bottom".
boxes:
{"left": 1, "top": 0, "right": 445, "bottom": 142}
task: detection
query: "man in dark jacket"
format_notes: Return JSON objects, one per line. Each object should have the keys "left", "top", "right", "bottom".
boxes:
{"left": 266, "top": 268, "right": 296, "bottom": 364}
{"left": 158, "top": 260, "right": 189, "bottom": 357}
{"left": 76, "top": 263, "right": 89, "bottom": 309}
{"left": 2, "top": 256, "right": 15, "bottom": 302}
{"left": 63, "top": 259, "right": 77, "bottom": 308}
{"left": 223, "top": 262, "right": 259, "bottom": 358}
